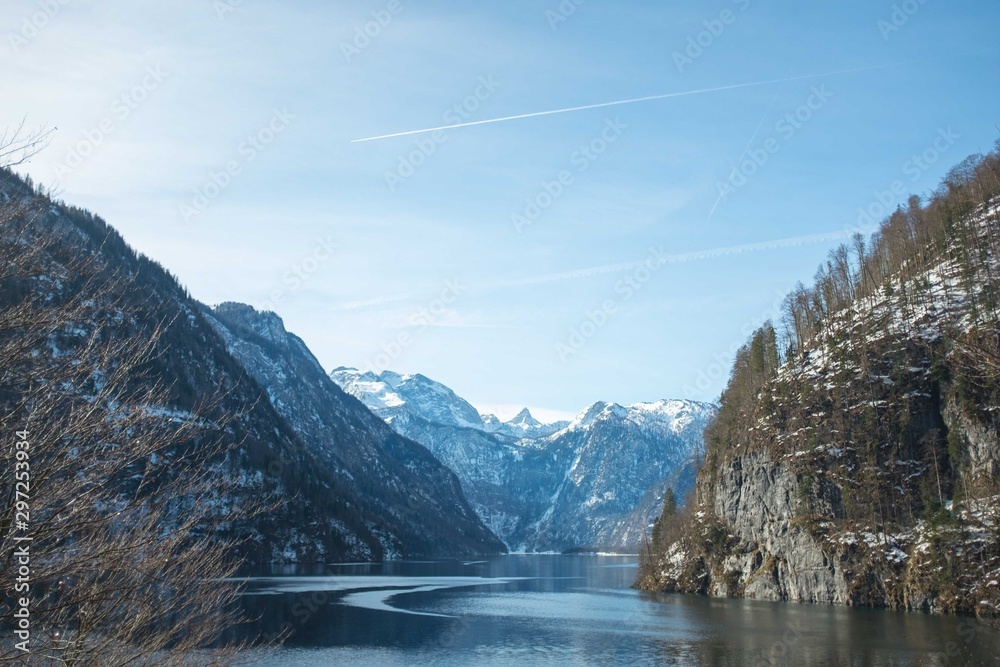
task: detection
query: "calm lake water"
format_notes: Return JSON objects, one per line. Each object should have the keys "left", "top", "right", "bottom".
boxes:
{"left": 240, "top": 555, "right": 1000, "bottom": 666}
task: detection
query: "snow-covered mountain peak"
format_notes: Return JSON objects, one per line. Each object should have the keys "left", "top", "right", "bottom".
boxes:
{"left": 567, "top": 401, "right": 611, "bottom": 430}
{"left": 330, "top": 364, "right": 718, "bottom": 551}
{"left": 507, "top": 408, "right": 541, "bottom": 427}
{"left": 331, "top": 367, "right": 484, "bottom": 429}
{"left": 482, "top": 406, "right": 569, "bottom": 439}
{"left": 481, "top": 413, "right": 502, "bottom": 427}
{"left": 562, "top": 398, "right": 715, "bottom": 437}
{"left": 624, "top": 399, "right": 717, "bottom": 435}
{"left": 378, "top": 369, "right": 405, "bottom": 389}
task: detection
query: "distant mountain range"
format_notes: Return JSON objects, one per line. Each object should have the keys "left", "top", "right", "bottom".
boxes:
{"left": 333, "top": 368, "right": 717, "bottom": 552}
{"left": 1, "top": 169, "right": 503, "bottom": 564}
{"left": 5, "top": 164, "right": 717, "bottom": 564}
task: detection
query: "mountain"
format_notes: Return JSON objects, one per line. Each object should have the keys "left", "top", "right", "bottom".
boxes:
{"left": 529, "top": 399, "right": 714, "bottom": 551}
{"left": 205, "top": 305, "right": 506, "bottom": 559}
{"left": 1, "top": 169, "right": 503, "bottom": 565}
{"left": 332, "top": 368, "right": 716, "bottom": 552}
{"left": 482, "top": 408, "right": 570, "bottom": 439}
{"left": 637, "top": 147, "right": 1000, "bottom": 614}
{"left": 331, "top": 367, "right": 485, "bottom": 429}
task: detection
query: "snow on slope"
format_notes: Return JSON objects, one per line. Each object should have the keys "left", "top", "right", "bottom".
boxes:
{"left": 332, "top": 367, "right": 717, "bottom": 552}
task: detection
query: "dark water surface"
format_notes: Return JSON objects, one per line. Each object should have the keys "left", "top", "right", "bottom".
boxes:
{"left": 241, "top": 555, "right": 999, "bottom": 666}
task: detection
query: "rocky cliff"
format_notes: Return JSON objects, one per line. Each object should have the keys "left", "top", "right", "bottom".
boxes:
{"left": 637, "top": 149, "right": 1000, "bottom": 615}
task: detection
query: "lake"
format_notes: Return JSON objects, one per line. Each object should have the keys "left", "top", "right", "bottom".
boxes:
{"left": 240, "top": 555, "right": 1000, "bottom": 666}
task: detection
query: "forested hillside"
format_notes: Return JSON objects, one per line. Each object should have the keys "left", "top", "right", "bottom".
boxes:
{"left": 638, "top": 142, "right": 1000, "bottom": 615}
{"left": 0, "top": 167, "right": 502, "bottom": 566}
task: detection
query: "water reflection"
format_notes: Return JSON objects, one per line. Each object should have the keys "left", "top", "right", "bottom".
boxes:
{"left": 240, "top": 555, "right": 999, "bottom": 666}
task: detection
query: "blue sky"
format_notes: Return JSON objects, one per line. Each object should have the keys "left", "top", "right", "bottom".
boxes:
{"left": 4, "top": 0, "right": 999, "bottom": 421}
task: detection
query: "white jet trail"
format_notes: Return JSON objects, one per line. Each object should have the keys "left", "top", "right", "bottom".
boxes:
{"left": 328, "top": 294, "right": 412, "bottom": 311}
{"left": 352, "top": 61, "right": 916, "bottom": 143}
{"left": 486, "top": 230, "right": 854, "bottom": 289}
{"left": 706, "top": 87, "right": 784, "bottom": 222}
{"left": 334, "top": 230, "right": 856, "bottom": 310}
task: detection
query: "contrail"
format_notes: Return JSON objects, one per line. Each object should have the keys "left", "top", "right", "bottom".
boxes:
{"left": 330, "top": 229, "right": 854, "bottom": 310}
{"left": 328, "top": 294, "right": 412, "bottom": 311}
{"left": 486, "top": 230, "right": 853, "bottom": 289}
{"left": 352, "top": 60, "right": 917, "bottom": 143}
{"left": 707, "top": 87, "right": 784, "bottom": 222}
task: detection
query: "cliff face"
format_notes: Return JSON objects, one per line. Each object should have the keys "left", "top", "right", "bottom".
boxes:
{"left": 0, "top": 170, "right": 503, "bottom": 565}
{"left": 655, "top": 374, "right": 999, "bottom": 612}
{"left": 206, "top": 304, "right": 506, "bottom": 559}
{"left": 638, "top": 151, "right": 1000, "bottom": 615}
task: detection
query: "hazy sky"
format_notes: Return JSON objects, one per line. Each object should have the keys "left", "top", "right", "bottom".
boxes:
{"left": 4, "top": 0, "right": 999, "bottom": 421}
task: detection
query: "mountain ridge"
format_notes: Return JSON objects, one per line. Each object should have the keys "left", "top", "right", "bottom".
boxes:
{"left": 332, "top": 366, "right": 717, "bottom": 552}
{"left": 1, "top": 169, "right": 504, "bottom": 565}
